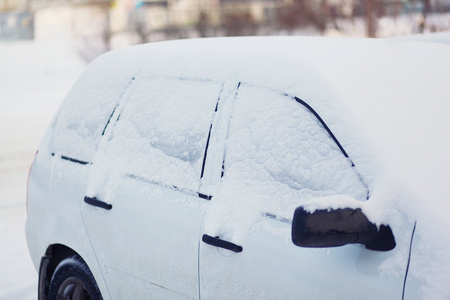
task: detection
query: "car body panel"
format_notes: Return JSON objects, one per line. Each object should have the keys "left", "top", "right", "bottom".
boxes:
{"left": 199, "top": 216, "right": 414, "bottom": 299}
{"left": 81, "top": 176, "right": 204, "bottom": 299}
{"left": 25, "top": 158, "right": 111, "bottom": 299}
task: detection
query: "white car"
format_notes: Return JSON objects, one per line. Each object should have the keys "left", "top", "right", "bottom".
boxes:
{"left": 26, "top": 37, "right": 450, "bottom": 299}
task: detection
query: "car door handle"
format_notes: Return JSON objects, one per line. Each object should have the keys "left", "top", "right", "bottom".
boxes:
{"left": 84, "top": 196, "right": 112, "bottom": 210}
{"left": 202, "top": 234, "right": 243, "bottom": 253}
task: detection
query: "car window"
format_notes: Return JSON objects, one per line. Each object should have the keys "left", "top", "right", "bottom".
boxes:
{"left": 51, "top": 76, "right": 135, "bottom": 164}
{"left": 108, "top": 77, "right": 221, "bottom": 193}
{"left": 221, "top": 84, "right": 367, "bottom": 220}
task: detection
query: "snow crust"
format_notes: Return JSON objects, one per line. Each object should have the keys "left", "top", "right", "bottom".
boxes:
{"left": 41, "top": 36, "right": 450, "bottom": 298}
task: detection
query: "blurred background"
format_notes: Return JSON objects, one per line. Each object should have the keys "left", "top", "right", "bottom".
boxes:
{"left": 0, "top": 0, "right": 449, "bottom": 299}
{"left": 1, "top": 0, "right": 449, "bottom": 61}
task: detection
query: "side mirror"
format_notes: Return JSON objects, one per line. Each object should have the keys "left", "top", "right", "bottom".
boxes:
{"left": 292, "top": 207, "right": 396, "bottom": 251}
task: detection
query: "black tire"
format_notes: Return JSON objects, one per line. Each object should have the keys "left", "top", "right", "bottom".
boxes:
{"left": 48, "top": 255, "right": 102, "bottom": 300}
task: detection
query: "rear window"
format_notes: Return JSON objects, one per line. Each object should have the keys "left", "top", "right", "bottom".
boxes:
{"left": 50, "top": 76, "right": 135, "bottom": 163}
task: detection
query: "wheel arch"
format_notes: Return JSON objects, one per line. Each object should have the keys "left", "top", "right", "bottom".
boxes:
{"left": 38, "top": 244, "right": 85, "bottom": 299}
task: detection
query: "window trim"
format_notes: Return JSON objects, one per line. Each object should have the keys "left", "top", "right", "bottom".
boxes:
{"left": 51, "top": 153, "right": 91, "bottom": 165}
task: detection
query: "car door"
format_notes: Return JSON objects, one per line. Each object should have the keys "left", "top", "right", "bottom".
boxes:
{"left": 81, "top": 76, "right": 223, "bottom": 299}
{"left": 199, "top": 83, "right": 415, "bottom": 299}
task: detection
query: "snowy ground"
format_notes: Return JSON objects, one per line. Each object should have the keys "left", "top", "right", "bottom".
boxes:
{"left": 0, "top": 36, "right": 86, "bottom": 299}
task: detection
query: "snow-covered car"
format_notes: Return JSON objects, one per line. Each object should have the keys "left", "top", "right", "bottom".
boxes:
{"left": 26, "top": 37, "right": 450, "bottom": 299}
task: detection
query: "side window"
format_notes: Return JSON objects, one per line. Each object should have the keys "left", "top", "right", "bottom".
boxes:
{"left": 109, "top": 77, "right": 221, "bottom": 192}
{"left": 51, "top": 76, "right": 135, "bottom": 164}
{"left": 221, "top": 85, "right": 367, "bottom": 220}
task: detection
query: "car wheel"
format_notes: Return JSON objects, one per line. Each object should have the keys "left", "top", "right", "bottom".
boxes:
{"left": 48, "top": 255, "right": 102, "bottom": 300}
